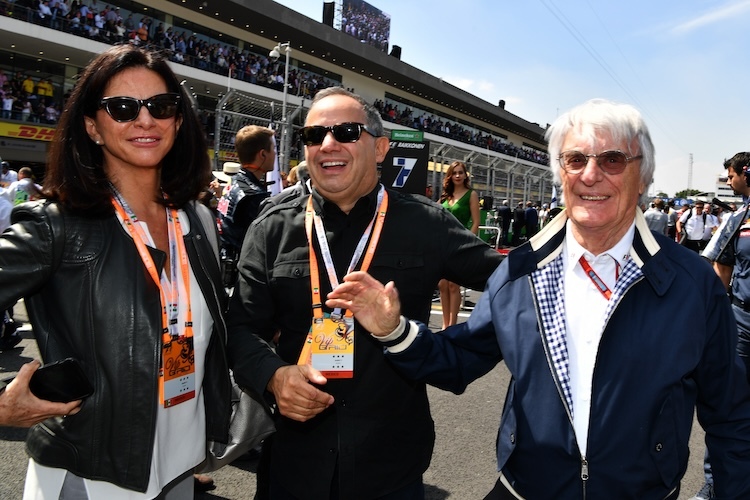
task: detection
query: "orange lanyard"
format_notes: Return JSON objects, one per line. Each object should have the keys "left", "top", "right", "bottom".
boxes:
{"left": 111, "top": 195, "right": 193, "bottom": 342}
{"left": 305, "top": 187, "right": 388, "bottom": 320}
{"left": 578, "top": 255, "right": 618, "bottom": 301}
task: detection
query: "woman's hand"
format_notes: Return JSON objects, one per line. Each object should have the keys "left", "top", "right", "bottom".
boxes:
{"left": 0, "top": 361, "right": 82, "bottom": 427}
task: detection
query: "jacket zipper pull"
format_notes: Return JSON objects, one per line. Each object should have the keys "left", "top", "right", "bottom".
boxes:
{"left": 581, "top": 458, "right": 589, "bottom": 499}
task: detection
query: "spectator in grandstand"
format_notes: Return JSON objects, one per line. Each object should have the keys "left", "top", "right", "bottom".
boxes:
{"left": 93, "top": 8, "right": 104, "bottom": 30}
{"left": 104, "top": 5, "right": 119, "bottom": 29}
{"left": 438, "top": 160, "right": 480, "bottom": 328}
{"left": 10, "top": 71, "right": 24, "bottom": 95}
{"left": 113, "top": 19, "right": 126, "bottom": 42}
{"left": 123, "top": 12, "right": 134, "bottom": 33}
{"left": 227, "top": 87, "right": 502, "bottom": 499}
{"left": 135, "top": 18, "right": 148, "bottom": 42}
{"left": 1, "top": 91, "right": 14, "bottom": 119}
{"left": 78, "top": 1, "right": 89, "bottom": 21}
{"left": 37, "top": 0, "right": 53, "bottom": 27}
{"left": 11, "top": 93, "right": 25, "bottom": 120}
{"left": 35, "top": 78, "right": 54, "bottom": 103}
{"left": 21, "top": 74, "right": 35, "bottom": 95}
{"left": 328, "top": 98, "right": 750, "bottom": 499}
{"left": 43, "top": 101, "right": 59, "bottom": 124}
{"left": 68, "top": 10, "right": 82, "bottom": 33}
{"left": 0, "top": 161, "right": 18, "bottom": 186}
{"left": 0, "top": 44, "right": 231, "bottom": 499}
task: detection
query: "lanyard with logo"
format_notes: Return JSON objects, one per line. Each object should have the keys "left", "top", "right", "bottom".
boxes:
{"left": 111, "top": 191, "right": 195, "bottom": 407}
{"left": 578, "top": 255, "right": 619, "bottom": 301}
{"left": 297, "top": 187, "right": 388, "bottom": 378}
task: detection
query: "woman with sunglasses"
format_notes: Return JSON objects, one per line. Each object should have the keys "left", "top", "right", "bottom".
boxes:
{"left": 438, "top": 160, "right": 480, "bottom": 328}
{"left": 0, "top": 45, "right": 230, "bottom": 499}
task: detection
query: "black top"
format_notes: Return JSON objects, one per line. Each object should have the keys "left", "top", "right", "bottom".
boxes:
{"left": 217, "top": 169, "right": 269, "bottom": 252}
{"left": 227, "top": 184, "right": 503, "bottom": 499}
{"left": 0, "top": 201, "right": 230, "bottom": 492}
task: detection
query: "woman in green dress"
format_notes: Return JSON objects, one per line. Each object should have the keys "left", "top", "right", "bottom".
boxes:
{"left": 439, "top": 161, "right": 480, "bottom": 328}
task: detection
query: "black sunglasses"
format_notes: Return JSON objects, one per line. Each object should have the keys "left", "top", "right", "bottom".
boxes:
{"left": 98, "top": 93, "right": 181, "bottom": 122}
{"left": 300, "top": 122, "right": 380, "bottom": 146}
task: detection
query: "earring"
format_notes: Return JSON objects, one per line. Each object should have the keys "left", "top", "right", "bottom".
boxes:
{"left": 95, "top": 140, "right": 102, "bottom": 145}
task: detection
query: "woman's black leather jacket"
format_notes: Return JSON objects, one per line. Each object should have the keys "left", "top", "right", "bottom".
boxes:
{"left": 0, "top": 200, "right": 231, "bottom": 492}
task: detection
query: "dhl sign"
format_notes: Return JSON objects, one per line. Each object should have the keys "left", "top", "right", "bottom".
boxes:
{"left": 0, "top": 122, "right": 56, "bottom": 142}
{"left": 211, "top": 150, "right": 238, "bottom": 162}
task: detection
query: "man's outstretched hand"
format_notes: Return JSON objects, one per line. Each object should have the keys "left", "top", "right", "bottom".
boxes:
{"left": 326, "top": 271, "right": 402, "bottom": 337}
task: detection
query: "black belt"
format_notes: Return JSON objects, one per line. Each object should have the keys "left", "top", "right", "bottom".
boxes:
{"left": 732, "top": 296, "right": 750, "bottom": 311}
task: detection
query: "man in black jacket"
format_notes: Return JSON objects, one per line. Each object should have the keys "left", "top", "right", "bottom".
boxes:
{"left": 227, "top": 87, "right": 502, "bottom": 499}
{"left": 217, "top": 125, "right": 275, "bottom": 286}
{"left": 497, "top": 199, "right": 511, "bottom": 246}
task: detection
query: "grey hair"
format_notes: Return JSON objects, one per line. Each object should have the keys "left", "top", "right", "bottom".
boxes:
{"left": 545, "top": 99, "right": 655, "bottom": 206}
{"left": 309, "top": 87, "right": 385, "bottom": 137}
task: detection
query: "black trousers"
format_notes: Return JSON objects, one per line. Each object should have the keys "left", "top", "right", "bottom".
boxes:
{"left": 684, "top": 239, "right": 708, "bottom": 253}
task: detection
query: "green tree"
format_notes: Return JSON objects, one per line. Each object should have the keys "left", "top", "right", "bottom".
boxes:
{"left": 675, "top": 189, "right": 701, "bottom": 199}
{"left": 655, "top": 191, "right": 668, "bottom": 198}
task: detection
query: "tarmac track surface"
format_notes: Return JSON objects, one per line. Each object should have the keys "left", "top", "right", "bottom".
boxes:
{"left": 0, "top": 295, "right": 705, "bottom": 499}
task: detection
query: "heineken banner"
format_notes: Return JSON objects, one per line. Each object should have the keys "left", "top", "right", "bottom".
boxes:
{"left": 380, "top": 130, "right": 429, "bottom": 195}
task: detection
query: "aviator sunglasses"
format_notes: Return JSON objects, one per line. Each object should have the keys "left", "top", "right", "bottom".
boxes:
{"left": 557, "top": 150, "right": 642, "bottom": 175}
{"left": 98, "top": 93, "right": 181, "bottom": 122}
{"left": 300, "top": 122, "right": 381, "bottom": 146}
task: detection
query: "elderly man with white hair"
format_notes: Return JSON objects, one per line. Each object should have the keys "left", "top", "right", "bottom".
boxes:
{"left": 327, "top": 98, "right": 750, "bottom": 499}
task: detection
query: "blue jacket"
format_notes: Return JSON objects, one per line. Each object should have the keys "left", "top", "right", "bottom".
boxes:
{"left": 384, "top": 209, "right": 750, "bottom": 499}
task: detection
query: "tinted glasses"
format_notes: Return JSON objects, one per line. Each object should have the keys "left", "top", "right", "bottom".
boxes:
{"left": 300, "top": 122, "right": 380, "bottom": 146}
{"left": 558, "top": 150, "right": 642, "bottom": 175}
{"left": 98, "top": 93, "right": 181, "bottom": 122}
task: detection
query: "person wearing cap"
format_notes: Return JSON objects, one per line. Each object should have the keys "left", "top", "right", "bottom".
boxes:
{"left": 216, "top": 125, "right": 275, "bottom": 287}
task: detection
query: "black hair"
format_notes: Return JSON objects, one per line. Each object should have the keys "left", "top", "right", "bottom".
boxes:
{"left": 44, "top": 45, "right": 210, "bottom": 216}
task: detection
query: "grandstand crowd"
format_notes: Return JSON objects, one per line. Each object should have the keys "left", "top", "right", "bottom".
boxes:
{"left": 0, "top": 0, "right": 549, "bottom": 166}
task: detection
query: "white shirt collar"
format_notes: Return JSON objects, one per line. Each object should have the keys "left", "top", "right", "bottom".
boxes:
{"left": 563, "top": 219, "right": 635, "bottom": 273}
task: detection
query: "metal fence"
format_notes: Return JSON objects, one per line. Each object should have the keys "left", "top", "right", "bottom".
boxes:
{"left": 213, "top": 90, "right": 553, "bottom": 208}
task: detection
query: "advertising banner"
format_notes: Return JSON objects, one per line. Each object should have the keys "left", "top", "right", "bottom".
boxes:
{"left": 380, "top": 131, "right": 429, "bottom": 195}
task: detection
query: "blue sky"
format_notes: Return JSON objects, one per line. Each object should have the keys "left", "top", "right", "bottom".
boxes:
{"left": 275, "top": 0, "right": 750, "bottom": 197}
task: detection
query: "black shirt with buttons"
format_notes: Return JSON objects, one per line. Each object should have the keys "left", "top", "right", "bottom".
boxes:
{"left": 227, "top": 184, "right": 503, "bottom": 500}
